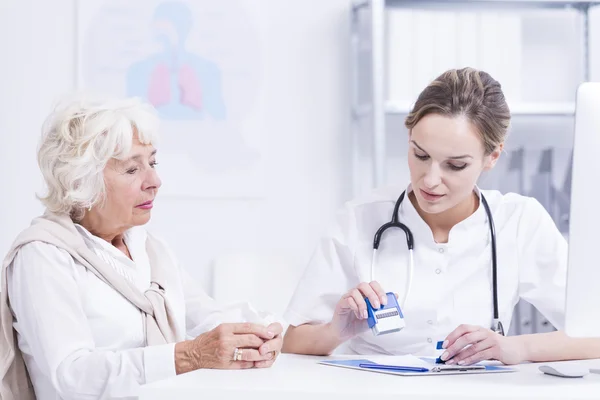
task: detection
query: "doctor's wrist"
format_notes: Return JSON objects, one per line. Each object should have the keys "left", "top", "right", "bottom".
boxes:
{"left": 324, "top": 321, "right": 347, "bottom": 346}
{"left": 505, "top": 335, "right": 529, "bottom": 364}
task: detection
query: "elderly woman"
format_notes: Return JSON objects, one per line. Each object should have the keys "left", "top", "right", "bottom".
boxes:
{"left": 0, "top": 96, "right": 283, "bottom": 400}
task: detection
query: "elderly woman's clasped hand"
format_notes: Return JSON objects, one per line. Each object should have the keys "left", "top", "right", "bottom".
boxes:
{"left": 176, "top": 322, "right": 284, "bottom": 373}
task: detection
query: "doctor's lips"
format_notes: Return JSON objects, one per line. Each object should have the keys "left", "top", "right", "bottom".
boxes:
{"left": 420, "top": 189, "right": 445, "bottom": 202}
{"left": 136, "top": 200, "right": 154, "bottom": 209}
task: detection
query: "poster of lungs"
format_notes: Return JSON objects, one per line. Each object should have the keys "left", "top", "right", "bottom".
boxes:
{"left": 77, "top": 0, "right": 265, "bottom": 198}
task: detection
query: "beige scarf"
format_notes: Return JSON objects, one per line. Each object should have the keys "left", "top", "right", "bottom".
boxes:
{"left": 0, "top": 211, "right": 185, "bottom": 399}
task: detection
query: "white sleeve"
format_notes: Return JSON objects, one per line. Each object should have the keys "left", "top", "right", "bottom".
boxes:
{"left": 284, "top": 203, "right": 360, "bottom": 327}
{"left": 7, "top": 242, "right": 175, "bottom": 400}
{"left": 517, "top": 197, "right": 568, "bottom": 330}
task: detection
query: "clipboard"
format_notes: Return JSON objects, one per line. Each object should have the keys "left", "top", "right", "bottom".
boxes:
{"left": 319, "top": 358, "right": 517, "bottom": 376}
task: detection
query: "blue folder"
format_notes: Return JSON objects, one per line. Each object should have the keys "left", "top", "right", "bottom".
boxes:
{"left": 319, "top": 358, "right": 516, "bottom": 376}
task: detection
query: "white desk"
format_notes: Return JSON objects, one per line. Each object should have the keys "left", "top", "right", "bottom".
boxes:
{"left": 139, "top": 354, "right": 600, "bottom": 400}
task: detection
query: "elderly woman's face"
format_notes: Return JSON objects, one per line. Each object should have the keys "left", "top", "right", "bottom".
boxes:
{"left": 97, "top": 137, "right": 161, "bottom": 230}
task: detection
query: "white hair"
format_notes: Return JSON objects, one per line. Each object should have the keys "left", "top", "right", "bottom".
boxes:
{"left": 37, "top": 94, "right": 160, "bottom": 221}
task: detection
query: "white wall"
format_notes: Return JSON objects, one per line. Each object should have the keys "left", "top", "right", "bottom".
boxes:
{"left": 3, "top": 0, "right": 597, "bottom": 319}
{"left": 0, "top": 0, "right": 352, "bottom": 311}
{"left": 147, "top": 0, "right": 354, "bottom": 302}
{"left": 0, "top": 0, "right": 75, "bottom": 257}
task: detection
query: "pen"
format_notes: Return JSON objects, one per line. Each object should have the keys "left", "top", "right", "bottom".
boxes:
{"left": 431, "top": 365, "right": 485, "bottom": 372}
{"left": 358, "top": 363, "right": 429, "bottom": 372}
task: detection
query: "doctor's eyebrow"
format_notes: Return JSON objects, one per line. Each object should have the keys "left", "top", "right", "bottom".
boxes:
{"left": 410, "top": 140, "right": 473, "bottom": 160}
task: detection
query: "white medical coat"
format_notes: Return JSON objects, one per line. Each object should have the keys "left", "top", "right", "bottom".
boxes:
{"left": 284, "top": 186, "right": 567, "bottom": 356}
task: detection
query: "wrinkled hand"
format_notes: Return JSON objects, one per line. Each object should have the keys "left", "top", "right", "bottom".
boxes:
{"left": 255, "top": 322, "right": 284, "bottom": 368}
{"left": 186, "top": 322, "right": 277, "bottom": 370}
{"left": 330, "top": 281, "right": 394, "bottom": 341}
{"left": 440, "top": 324, "right": 525, "bottom": 366}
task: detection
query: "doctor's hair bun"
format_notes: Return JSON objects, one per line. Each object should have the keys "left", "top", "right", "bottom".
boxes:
{"left": 405, "top": 67, "right": 510, "bottom": 155}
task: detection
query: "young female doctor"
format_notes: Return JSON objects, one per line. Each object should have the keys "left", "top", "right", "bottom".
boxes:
{"left": 282, "top": 67, "right": 600, "bottom": 365}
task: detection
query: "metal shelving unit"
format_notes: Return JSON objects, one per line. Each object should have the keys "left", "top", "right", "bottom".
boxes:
{"left": 350, "top": 0, "right": 600, "bottom": 191}
{"left": 350, "top": 0, "right": 600, "bottom": 336}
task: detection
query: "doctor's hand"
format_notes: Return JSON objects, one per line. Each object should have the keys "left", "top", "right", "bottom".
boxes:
{"left": 330, "top": 281, "right": 394, "bottom": 341}
{"left": 439, "top": 324, "right": 526, "bottom": 366}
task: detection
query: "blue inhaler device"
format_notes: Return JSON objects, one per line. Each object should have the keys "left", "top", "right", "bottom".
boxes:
{"left": 365, "top": 292, "right": 405, "bottom": 335}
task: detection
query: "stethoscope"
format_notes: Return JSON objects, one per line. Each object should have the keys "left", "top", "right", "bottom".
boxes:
{"left": 371, "top": 190, "right": 505, "bottom": 336}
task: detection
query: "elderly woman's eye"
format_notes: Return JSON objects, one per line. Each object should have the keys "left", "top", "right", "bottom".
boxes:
{"left": 126, "top": 168, "right": 138, "bottom": 174}
{"left": 150, "top": 161, "right": 158, "bottom": 168}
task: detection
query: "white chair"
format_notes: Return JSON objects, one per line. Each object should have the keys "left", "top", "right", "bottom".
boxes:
{"left": 209, "top": 252, "right": 304, "bottom": 329}
{"left": 210, "top": 252, "right": 354, "bottom": 354}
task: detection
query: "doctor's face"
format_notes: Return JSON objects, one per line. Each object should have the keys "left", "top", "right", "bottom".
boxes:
{"left": 407, "top": 113, "right": 499, "bottom": 214}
